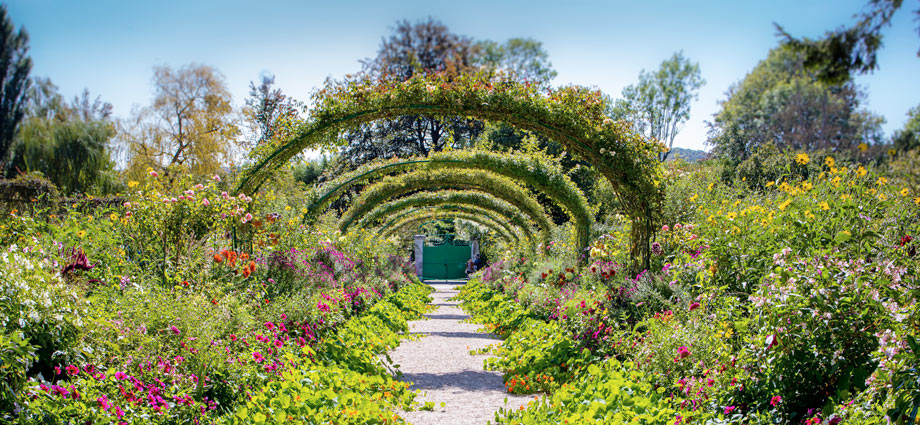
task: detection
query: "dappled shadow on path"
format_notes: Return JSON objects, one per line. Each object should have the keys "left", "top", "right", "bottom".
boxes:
{"left": 409, "top": 331, "right": 500, "bottom": 340}
{"left": 402, "top": 370, "right": 507, "bottom": 391}
{"left": 424, "top": 314, "right": 469, "bottom": 320}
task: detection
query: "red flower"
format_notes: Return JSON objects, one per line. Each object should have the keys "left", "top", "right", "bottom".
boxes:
{"left": 65, "top": 365, "right": 79, "bottom": 376}
{"left": 770, "top": 395, "right": 782, "bottom": 407}
{"left": 766, "top": 334, "right": 778, "bottom": 350}
{"left": 689, "top": 302, "right": 701, "bottom": 311}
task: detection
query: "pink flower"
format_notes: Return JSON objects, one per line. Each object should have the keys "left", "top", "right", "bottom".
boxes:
{"left": 675, "top": 346, "right": 691, "bottom": 362}
{"left": 149, "top": 170, "right": 158, "bottom": 177}
{"left": 229, "top": 334, "right": 237, "bottom": 341}
{"left": 252, "top": 351, "right": 264, "bottom": 363}
{"left": 169, "top": 326, "right": 180, "bottom": 335}
{"left": 202, "top": 198, "right": 210, "bottom": 206}
{"left": 221, "top": 191, "right": 229, "bottom": 200}
{"left": 264, "top": 322, "right": 275, "bottom": 331}
{"left": 689, "top": 302, "right": 701, "bottom": 311}
{"left": 770, "top": 395, "right": 782, "bottom": 407}
{"left": 662, "top": 225, "right": 670, "bottom": 232}
{"left": 65, "top": 365, "right": 80, "bottom": 376}
{"left": 114, "top": 371, "right": 127, "bottom": 380}
{"left": 675, "top": 223, "right": 683, "bottom": 229}
{"left": 724, "top": 405, "right": 736, "bottom": 415}
{"left": 213, "top": 174, "right": 221, "bottom": 181}
{"left": 97, "top": 395, "right": 111, "bottom": 411}
{"left": 274, "top": 339, "right": 283, "bottom": 348}
{"left": 112, "top": 405, "right": 124, "bottom": 418}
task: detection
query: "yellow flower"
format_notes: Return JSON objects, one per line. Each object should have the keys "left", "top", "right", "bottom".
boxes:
{"left": 285, "top": 205, "right": 292, "bottom": 211}
{"left": 868, "top": 188, "right": 877, "bottom": 195}
{"left": 766, "top": 181, "right": 775, "bottom": 187}
{"left": 127, "top": 180, "right": 139, "bottom": 188}
{"left": 109, "top": 212, "right": 119, "bottom": 221}
{"left": 840, "top": 194, "right": 851, "bottom": 201}
{"left": 779, "top": 199, "right": 792, "bottom": 211}
{"left": 707, "top": 215, "right": 715, "bottom": 223}
{"left": 801, "top": 182, "right": 813, "bottom": 191}
{"left": 889, "top": 148, "right": 897, "bottom": 156}
{"left": 708, "top": 182, "right": 715, "bottom": 191}
{"left": 856, "top": 166, "right": 867, "bottom": 177}
{"left": 819, "top": 201, "right": 830, "bottom": 211}
{"left": 877, "top": 177, "right": 888, "bottom": 186}
{"left": 824, "top": 156, "right": 835, "bottom": 167}
{"left": 726, "top": 212, "right": 737, "bottom": 220}
{"left": 878, "top": 193, "right": 887, "bottom": 201}
{"left": 832, "top": 176, "right": 842, "bottom": 187}
{"left": 915, "top": 197, "right": 920, "bottom": 205}
{"left": 901, "top": 188, "right": 909, "bottom": 197}
{"left": 689, "top": 193, "right": 699, "bottom": 202}
{"left": 858, "top": 143, "right": 868, "bottom": 152}
{"left": 733, "top": 200, "right": 741, "bottom": 207}
{"left": 804, "top": 210, "right": 815, "bottom": 220}
{"left": 77, "top": 230, "right": 86, "bottom": 238}
{"left": 795, "top": 153, "right": 810, "bottom": 165}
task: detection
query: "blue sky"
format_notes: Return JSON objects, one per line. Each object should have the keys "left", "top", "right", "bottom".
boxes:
{"left": 6, "top": 0, "right": 920, "bottom": 151}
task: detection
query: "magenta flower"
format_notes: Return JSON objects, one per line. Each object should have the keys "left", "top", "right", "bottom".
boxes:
{"left": 252, "top": 351, "right": 264, "bottom": 363}
{"left": 265, "top": 322, "right": 275, "bottom": 331}
{"left": 274, "top": 339, "right": 283, "bottom": 348}
{"left": 202, "top": 197, "right": 210, "bottom": 206}
{"left": 689, "top": 302, "right": 701, "bottom": 311}
{"left": 169, "top": 326, "right": 180, "bottom": 335}
{"left": 113, "top": 405, "right": 125, "bottom": 418}
{"left": 766, "top": 334, "right": 778, "bottom": 350}
{"left": 97, "top": 395, "right": 111, "bottom": 411}
{"left": 65, "top": 365, "right": 80, "bottom": 376}
{"left": 770, "top": 395, "right": 782, "bottom": 407}
{"left": 724, "top": 405, "right": 736, "bottom": 415}
{"left": 229, "top": 334, "right": 237, "bottom": 341}
{"left": 114, "top": 371, "right": 127, "bottom": 380}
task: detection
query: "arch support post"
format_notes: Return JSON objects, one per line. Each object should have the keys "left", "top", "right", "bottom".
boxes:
{"left": 413, "top": 234, "right": 425, "bottom": 278}
{"left": 471, "top": 236, "right": 479, "bottom": 261}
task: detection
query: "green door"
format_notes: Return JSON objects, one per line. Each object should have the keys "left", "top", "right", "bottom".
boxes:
{"left": 422, "top": 238, "right": 470, "bottom": 280}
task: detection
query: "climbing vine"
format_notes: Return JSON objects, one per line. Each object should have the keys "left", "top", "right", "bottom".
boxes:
{"left": 299, "top": 150, "right": 593, "bottom": 251}
{"left": 353, "top": 190, "right": 537, "bottom": 243}
{"left": 377, "top": 207, "right": 518, "bottom": 245}
{"left": 339, "top": 169, "right": 553, "bottom": 243}
{"left": 237, "top": 73, "right": 664, "bottom": 265}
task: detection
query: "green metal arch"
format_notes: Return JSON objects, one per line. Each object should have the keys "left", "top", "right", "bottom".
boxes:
{"left": 340, "top": 168, "right": 553, "bottom": 243}
{"left": 375, "top": 204, "right": 525, "bottom": 245}
{"left": 298, "top": 151, "right": 593, "bottom": 251}
{"left": 378, "top": 208, "right": 517, "bottom": 245}
{"left": 352, "top": 190, "right": 537, "bottom": 243}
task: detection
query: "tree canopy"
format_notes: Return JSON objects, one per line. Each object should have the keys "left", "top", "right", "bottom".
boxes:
{"left": 0, "top": 5, "right": 32, "bottom": 174}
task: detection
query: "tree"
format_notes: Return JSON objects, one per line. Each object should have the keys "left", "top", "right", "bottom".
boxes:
{"left": 777, "top": 0, "right": 920, "bottom": 84}
{"left": 476, "top": 38, "right": 557, "bottom": 87}
{"left": 242, "top": 74, "right": 301, "bottom": 148}
{"left": 706, "top": 46, "right": 883, "bottom": 161}
{"left": 893, "top": 104, "right": 920, "bottom": 152}
{"left": 123, "top": 64, "right": 239, "bottom": 179}
{"left": 611, "top": 51, "right": 704, "bottom": 161}
{"left": 337, "top": 18, "right": 557, "bottom": 170}
{"left": 7, "top": 78, "right": 117, "bottom": 194}
{"left": 0, "top": 5, "right": 32, "bottom": 174}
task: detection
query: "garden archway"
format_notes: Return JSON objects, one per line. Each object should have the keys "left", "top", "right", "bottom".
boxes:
{"left": 237, "top": 74, "right": 664, "bottom": 265}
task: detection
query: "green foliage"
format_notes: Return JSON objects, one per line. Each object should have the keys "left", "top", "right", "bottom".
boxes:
{"left": 707, "top": 46, "right": 883, "bottom": 162}
{"left": 355, "top": 190, "right": 537, "bottom": 243}
{"left": 0, "top": 4, "right": 31, "bottom": 173}
{"left": 893, "top": 104, "right": 920, "bottom": 153}
{"left": 378, "top": 206, "right": 522, "bottom": 245}
{"left": 339, "top": 168, "right": 554, "bottom": 244}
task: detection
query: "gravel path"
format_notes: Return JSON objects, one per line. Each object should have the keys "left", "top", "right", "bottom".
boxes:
{"left": 389, "top": 281, "right": 528, "bottom": 425}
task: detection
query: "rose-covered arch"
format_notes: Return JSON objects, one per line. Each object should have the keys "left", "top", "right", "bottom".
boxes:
{"left": 237, "top": 74, "right": 664, "bottom": 265}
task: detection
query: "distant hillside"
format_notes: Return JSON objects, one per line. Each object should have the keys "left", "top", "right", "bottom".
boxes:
{"left": 666, "top": 147, "right": 709, "bottom": 162}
